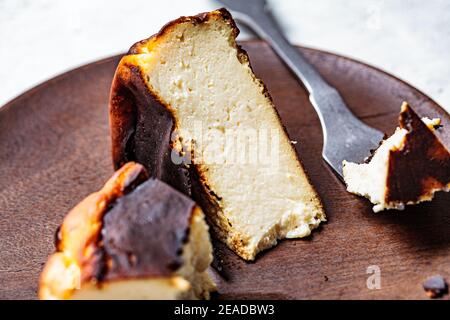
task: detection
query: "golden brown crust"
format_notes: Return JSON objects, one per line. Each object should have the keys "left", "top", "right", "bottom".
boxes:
{"left": 386, "top": 103, "right": 450, "bottom": 203}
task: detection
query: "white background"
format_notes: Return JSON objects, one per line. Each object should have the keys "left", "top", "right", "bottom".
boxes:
{"left": 1, "top": 0, "right": 449, "bottom": 112}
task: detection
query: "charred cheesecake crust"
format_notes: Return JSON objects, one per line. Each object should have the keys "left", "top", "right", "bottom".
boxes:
{"left": 41, "top": 162, "right": 198, "bottom": 298}
{"left": 386, "top": 103, "right": 450, "bottom": 202}
{"left": 110, "top": 62, "right": 192, "bottom": 195}
{"left": 109, "top": 9, "right": 325, "bottom": 259}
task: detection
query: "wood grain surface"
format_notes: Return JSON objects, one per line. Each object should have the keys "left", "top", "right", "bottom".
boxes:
{"left": 0, "top": 41, "right": 449, "bottom": 300}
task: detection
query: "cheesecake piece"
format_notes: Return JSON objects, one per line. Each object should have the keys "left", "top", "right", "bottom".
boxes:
{"left": 343, "top": 102, "right": 450, "bottom": 212}
{"left": 109, "top": 9, "right": 325, "bottom": 260}
{"left": 39, "top": 162, "right": 215, "bottom": 300}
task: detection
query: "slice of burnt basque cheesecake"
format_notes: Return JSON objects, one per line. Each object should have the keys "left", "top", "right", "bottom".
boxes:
{"left": 343, "top": 102, "right": 450, "bottom": 212}
{"left": 109, "top": 9, "right": 325, "bottom": 261}
{"left": 39, "top": 162, "right": 215, "bottom": 300}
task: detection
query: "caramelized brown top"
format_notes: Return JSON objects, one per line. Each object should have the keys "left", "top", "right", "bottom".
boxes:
{"left": 102, "top": 179, "right": 195, "bottom": 280}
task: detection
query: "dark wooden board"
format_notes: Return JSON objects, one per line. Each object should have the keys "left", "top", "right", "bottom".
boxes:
{"left": 0, "top": 41, "right": 449, "bottom": 300}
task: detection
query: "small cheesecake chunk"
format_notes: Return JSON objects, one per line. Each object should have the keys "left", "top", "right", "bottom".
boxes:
{"left": 343, "top": 102, "right": 450, "bottom": 212}
{"left": 39, "top": 162, "right": 215, "bottom": 300}
{"left": 423, "top": 275, "right": 448, "bottom": 298}
{"left": 109, "top": 9, "right": 325, "bottom": 260}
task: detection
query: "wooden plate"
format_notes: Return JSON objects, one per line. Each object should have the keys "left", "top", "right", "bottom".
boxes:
{"left": 0, "top": 41, "right": 449, "bottom": 300}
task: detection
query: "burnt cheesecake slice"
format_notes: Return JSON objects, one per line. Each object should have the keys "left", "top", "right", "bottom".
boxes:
{"left": 343, "top": 102, "right": 450, "bottom": 212}
{"left": 39, "top": 162, "right": 215, "bottom": 300}
{"left": 109, "top": 9, "right": 325, "bottom": 260}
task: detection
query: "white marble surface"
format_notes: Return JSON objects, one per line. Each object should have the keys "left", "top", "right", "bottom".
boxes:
{"left": 1, "top": 0, "right": 449, "bottom": 112}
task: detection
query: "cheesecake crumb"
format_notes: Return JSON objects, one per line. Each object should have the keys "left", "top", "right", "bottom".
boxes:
{"left": 423, "top": 275, "right": 448, "bottom": 298}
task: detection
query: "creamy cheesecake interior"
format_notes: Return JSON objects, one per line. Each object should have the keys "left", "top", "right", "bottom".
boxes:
{"left": 343, "top": 128, "right": 407, "bottom": 212}
{"left": 129, "top": 11, "right": 325, "bottom": 260}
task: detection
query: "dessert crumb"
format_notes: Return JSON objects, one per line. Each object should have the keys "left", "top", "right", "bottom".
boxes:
{"left": 423, "top": 275, "right": 448, "bottom": 298}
